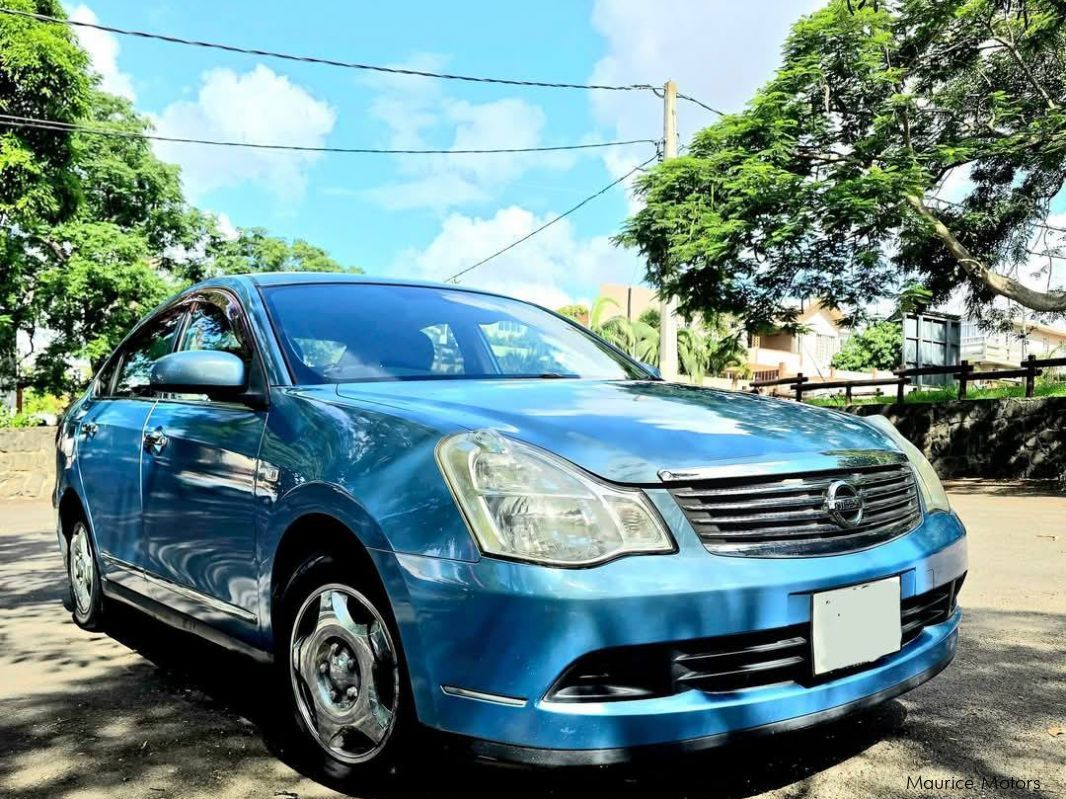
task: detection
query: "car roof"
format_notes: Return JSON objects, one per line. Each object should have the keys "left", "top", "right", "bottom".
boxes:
{"left": 192, "top": 271, "right": 523, "bottom": 301}
{"left": 245, "top": 272, "right": 458, "bottom": 289}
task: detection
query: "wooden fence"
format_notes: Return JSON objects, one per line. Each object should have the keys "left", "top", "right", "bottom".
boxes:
{"left": 750, "top": 354, "right": 1066, "bottom": 403}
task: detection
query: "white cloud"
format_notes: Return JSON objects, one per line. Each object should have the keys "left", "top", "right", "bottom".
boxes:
{"left": 588, "top": 0, "right": 823, "bottom": 183}
{"left": 214, "top": 212, "right": 239, "bottom": 241}
{"left": 394, "top": 206, "right": 643, "bottom": 308}
{"left": 152, "top": 65, "right": 336, "bottom": 200}
{"left": 361, "top": 55, "right": 577, "bottom": 211}
{"left": 67, "top": 4, "right": 135, "bottom": 100}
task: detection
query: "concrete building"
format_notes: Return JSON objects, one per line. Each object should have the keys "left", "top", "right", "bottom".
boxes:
{"left": 746, "top": 303, "right": 849, "bottom": 381}
{"left": 597, "top": 283, "right": 659, "bottom": 323}
{"left": 961, "top": 317, "right": 1066, "bottom": 369}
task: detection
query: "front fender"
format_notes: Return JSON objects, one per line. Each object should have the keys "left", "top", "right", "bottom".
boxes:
{"left": 255, "top": 388, "right": 480, "bottom": 642}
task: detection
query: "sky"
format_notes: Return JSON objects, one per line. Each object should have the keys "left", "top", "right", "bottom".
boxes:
{"left": 64, "top": 0, "right": 825, "bottom": 309}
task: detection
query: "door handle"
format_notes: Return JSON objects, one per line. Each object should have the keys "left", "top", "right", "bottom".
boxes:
{"left": 144, "top": 427, "right": 169, "bottom": 455}
{"left": 80, "top": 422, "right": 98, "bottom": 439}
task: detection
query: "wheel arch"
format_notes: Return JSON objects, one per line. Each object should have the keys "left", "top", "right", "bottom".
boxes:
{"left": 268, "top": 512, "right": 388, "bottom": 634}
{"left": 57, "top": 488, "right": 87, "bottom": 537}
{"left": 261, "top": 498, "right": 436, "bottom": 722}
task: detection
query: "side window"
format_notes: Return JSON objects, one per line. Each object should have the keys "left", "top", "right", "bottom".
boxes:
{"left": 111, "top": 310, "right": 185, "bottom": 398}
{"left": 180, "top": 300, "right": 252, "bottom": 366}
{"left": 173, "top": 295, "right": 261, "bottom": 402}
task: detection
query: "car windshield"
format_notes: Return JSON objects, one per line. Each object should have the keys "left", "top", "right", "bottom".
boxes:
{"left": 262, "top": 283, "right": 649, "bottom": 383}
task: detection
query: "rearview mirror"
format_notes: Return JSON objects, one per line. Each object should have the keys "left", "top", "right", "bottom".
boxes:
{"left": 150, "top": 351, "right": 247, "bottom": 397}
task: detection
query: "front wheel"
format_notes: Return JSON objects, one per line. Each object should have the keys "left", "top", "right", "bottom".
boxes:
{"left": 68, "top": 520, "right": 104, "bottom": 630}
{"left": 276, "top": 558, "right": 409, "bottom": 782}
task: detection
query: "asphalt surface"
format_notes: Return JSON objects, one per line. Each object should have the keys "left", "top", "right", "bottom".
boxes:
{"left": 0, "top": 482, "right": 1063, "bottom": 799}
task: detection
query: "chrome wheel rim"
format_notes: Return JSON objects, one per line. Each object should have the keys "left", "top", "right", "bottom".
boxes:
{"left": 69, "top": 522, "right": 94, "bottom": 615}
{"left": 289, "top": 584, "right": 399, "bottom": 764}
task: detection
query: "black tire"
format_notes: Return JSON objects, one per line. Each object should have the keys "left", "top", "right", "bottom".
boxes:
{"left": 67, "top": 517, "right": 105, "bottom": 631}
{"left": 273, "top": 553, "right": 413, "bottom": 786}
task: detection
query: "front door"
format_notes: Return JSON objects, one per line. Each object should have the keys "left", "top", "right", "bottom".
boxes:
{"left": 140, "top": 292, "right": 267, "bottom": 637}
{"left": 76, "top": 308, "right": 185, "bottom": 590}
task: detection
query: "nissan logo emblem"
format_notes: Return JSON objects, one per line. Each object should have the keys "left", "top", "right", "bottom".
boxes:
{"left": 824, "top": 480, "right": 865, "bottom": 528}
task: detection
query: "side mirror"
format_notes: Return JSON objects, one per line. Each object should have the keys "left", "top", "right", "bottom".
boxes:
{"left": 640, "top": 362, "right": 662, "bottom": 379}
{"left": 150, "top": 351, "right": 247, "bottom": 397}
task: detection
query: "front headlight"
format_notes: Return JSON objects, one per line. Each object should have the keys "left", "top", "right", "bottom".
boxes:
{"left": 864, "top": 415, "right": 951, "bottom": 513}
{"left": 436, "top": 429, "right": 674, "bottom": 566}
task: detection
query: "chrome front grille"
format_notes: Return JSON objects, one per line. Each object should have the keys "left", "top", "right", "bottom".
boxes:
{"left": 668, "top": 463, "right": 922, "bottom": 557}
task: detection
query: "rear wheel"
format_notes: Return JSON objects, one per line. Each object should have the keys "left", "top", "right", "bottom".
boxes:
{"left": 68, "top": 520, "right": 104, "bottom": 630}
{"left": 276, "top": 556, "right": 409, "bottom": 782}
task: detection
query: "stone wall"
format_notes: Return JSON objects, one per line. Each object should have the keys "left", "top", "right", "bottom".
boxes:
{"left": 850, "top": 396, "right": 1066, "bottom": 480}
{"left": 0, "top": 427, "right": 55, "bottom": 500}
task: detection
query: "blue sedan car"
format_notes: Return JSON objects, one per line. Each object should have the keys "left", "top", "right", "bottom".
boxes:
{"left": 55, "top": 274, "right": 966, "bottom": 777}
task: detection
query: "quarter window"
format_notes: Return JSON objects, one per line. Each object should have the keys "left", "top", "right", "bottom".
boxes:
{"left": 180, "top": 301, "right": 250, "bottom": 364}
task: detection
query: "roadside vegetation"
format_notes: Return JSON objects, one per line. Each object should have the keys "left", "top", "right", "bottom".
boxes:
{"left": 807, "top": 380, "right": 1066, "bottom": 408}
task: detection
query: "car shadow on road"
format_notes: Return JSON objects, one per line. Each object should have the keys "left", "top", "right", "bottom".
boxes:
{"left": 0, "top": 597, "right": 909, "bottom": 799}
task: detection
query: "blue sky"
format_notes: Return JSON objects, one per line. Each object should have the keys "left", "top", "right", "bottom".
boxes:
{"left": 66, "top": 1, "right": 834, "bottom": 306}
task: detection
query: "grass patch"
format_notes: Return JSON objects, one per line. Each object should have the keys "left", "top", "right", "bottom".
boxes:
{"left": 805, "top": 381, "right": 1066, "bottom": 408}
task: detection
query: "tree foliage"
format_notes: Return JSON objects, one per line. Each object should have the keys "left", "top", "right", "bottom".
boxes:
{"left": 618, "top": 0, "right": 1066, "bottom": 331}
{"left": 831, "top": 320, "right": 903, "bottom": 370}
{"left": 196, "top": 228, "right": 358, "bottom": 279}
{"left": 1, "top": 4, "right": 357, "bottom": 395}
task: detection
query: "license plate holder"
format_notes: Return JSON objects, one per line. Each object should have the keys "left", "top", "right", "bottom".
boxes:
{"left": 811, "top": 576, "right": 901, "bottom": 676}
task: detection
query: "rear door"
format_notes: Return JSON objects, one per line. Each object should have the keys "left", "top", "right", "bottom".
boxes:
{"left": 140, "top": 291, "right": 268, "bottom": 634}
{"left": 76, "top": 308, "right": 186, "bottom": 590}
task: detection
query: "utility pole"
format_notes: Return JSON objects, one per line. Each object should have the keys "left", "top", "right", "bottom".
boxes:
{"left": 658, "top": 79, "right": 680, "bottom": 381}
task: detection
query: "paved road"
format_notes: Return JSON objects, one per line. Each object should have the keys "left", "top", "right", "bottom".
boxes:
{"left": 1, "top": 483, "right": 1063, "bottom": 799}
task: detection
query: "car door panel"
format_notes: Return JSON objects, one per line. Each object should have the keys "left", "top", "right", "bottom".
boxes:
{"left": 140, "top": 401, "right": 266, "bottom": 627}
{"left": 138, "top": 292, "right": 267, "bottom": 639}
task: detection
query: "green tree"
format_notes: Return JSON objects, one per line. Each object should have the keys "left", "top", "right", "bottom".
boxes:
{"left": 1, "top": 7, "right": 356, "bottom": 396}
{"left": 618, "top": 0, "right": 1066, "bottom": 330}
{"left": 555, "top": 303, "right": 588, "bottom": 323}
{"left": 197, "top": 227, "right": 360, "bottom": 279}
{"left": 831, "top": 320, "right": 903, "bottom": 371}
{"left": 18, "top": 90, "right": 191, "bottom": 393}
{"left": 1, "top": 0, "right": 89, "bottom": 391}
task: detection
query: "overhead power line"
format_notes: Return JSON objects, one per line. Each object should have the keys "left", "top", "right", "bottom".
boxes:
{"left": 677, "top": 92, "right": 725, "bottom": 116}
{"left": 446, "top": 154, "right": 658, "bottom": 284}
{"left": 0, "top": 114, "right": 659, "bottom": 156}
{"left": 0, "top": 7, "right": 656, "bottom": 92}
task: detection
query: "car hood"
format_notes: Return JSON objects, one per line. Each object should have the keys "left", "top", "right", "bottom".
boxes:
{"left": 332, "top": 379, "right": 896, "bottom": 484}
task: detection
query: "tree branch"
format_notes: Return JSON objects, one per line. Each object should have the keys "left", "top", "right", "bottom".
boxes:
{"left": 983, "top": 17, "right": 1057, "bottom": 109}
{"left": 905, "top": 194, "right": 1066, "bottom": 312}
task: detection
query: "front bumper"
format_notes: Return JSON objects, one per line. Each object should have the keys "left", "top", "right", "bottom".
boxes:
{"left": 371, "top": 500, "right": 967, "bottom": 759}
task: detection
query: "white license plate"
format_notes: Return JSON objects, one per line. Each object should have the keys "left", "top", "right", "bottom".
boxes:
{"left": 811, "top": 576, "right": 901, "bottom": 675}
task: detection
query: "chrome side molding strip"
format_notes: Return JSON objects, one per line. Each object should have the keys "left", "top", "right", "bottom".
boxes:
{"left": 100, "top": 553, "right": 257, "bottom": 623}
{"left": 441, "top": 685, "right": 527, "bottom": 707}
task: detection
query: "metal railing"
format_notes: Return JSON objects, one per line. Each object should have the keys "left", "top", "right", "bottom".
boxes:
{"left": 749, "top": 354, "right": 1066, "bottom": 403}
